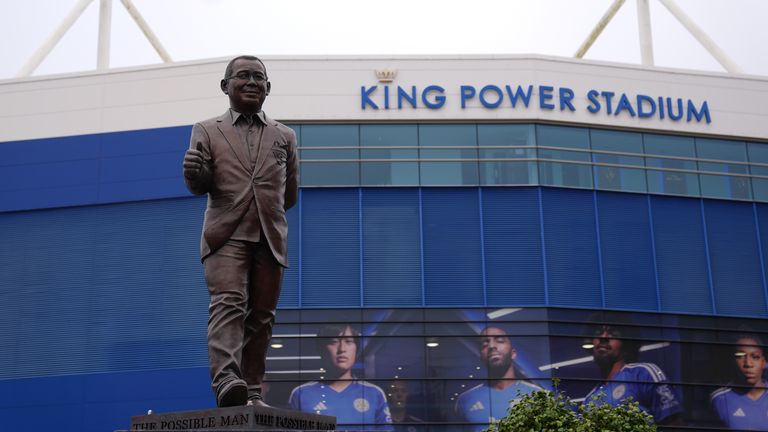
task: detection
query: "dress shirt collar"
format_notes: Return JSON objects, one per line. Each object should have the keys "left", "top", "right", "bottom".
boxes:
{"left": 229, "top": 109, "right": 267, "bottom": 126}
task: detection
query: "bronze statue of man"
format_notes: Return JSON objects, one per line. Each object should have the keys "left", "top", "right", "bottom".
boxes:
{"left": 182, "top": 55, "right": 298, "bottom": 408}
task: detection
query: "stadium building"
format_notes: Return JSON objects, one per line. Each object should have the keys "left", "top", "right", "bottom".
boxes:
{"left": 1, "top": 54, "right": 767, "bottom": 431}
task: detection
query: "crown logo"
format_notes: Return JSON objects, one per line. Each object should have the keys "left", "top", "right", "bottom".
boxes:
{"left": 375, "top": 69, "right": 397, "bottom": 83}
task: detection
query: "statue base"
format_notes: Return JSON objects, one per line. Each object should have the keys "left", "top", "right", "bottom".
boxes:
{"left": 124, "top": 405, "right": 336, "bottom": 431}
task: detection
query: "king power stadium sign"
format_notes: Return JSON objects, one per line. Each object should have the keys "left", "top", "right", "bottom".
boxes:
{"left": 360, "top": 83, "right": 712, "bottom": 124}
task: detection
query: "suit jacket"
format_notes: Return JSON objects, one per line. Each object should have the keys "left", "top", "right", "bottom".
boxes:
{"left": 184, "top": 110, "right": 299, "bottom": 267}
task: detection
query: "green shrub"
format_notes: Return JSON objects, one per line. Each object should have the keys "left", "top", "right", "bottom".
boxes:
{"left": 486, "top": 379, "right": 656, "bottom": 432}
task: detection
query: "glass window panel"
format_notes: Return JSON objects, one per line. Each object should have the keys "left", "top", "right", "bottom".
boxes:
{"left": 423, "top": 378, "right": 464, "bottom": 423}
{"left": 477, "top": 124, "right": 537, "bottom": 185}
{"left": 424, "top": 308, "right": 476, "bottom": 322}
{"left": 697, "top": 138, "right": 748, "bottom": 161}
{"left": 360, "top": 124, "right": 419, "bottom": 186}
{"left": 716, "top": 314, "right": 768, "bottom": 333}
{"left": 384, "top": 379, "right": 429, "bottom": 428}
{"left": 359, "top": 379, "right": 409, "bottom": 427}
{"left": 699, "top": 173, "right": 751, "bottom": 200}
{"left": 644, "top": 134, "right": 699, "bottom": 196}
{"left": 371, "top": 323, "right": 425, "bottom": 337}
{"left": 696, "top": 138, "right": 751, "bottom": 199}
{"left": 749, "top": 142, "right": 768, "bottom": 201}
{"left": 751, "top": 180, "right": 768, "bottom": 202}
{"left": 747, "top": 141, "right": 768, "bottom": 164}
{"left": 276, "top": 309, "right": 301, "bottom": 324}
{"left": 537, "top": 124, "right": 591, "bottom": 150}
{"left": 361, "top": 337, "right": 426, "bottom": 380}
{"left": 425, "top": 335, "right": 479, "bottom": 377}
{"left": 452, "top": 378, "right": 490, "bottom": 429}
{"left": 425, "top": 322, "right": 483, "bottom": 338}
{"left": 266, "top": 324, "right": 302, "bottom": 386}
{"left": 538, "top": 159, "right": 592, "bottom": 190}
{"left": 300, "top": 124, "right": 359, "bottom": 186}
{"left": 536, "top": 125, "right": 592, "bottom": 188}
{"left": 272, "top": 380, "right": 306, "bottom": 409}
{"left": 590, "top": 129, "right": 647, "bottom": 193}
{"left": 363, "top": 308, "right": 426, "bottom": 325}
{"left": 301, "top": 309, "right": 363, "bottom": 323}
{"left": 419, "top": 124, "right": 479, "bottom": 185}
{"left": 297, "top": 325, "right": 328, "bottom": 382}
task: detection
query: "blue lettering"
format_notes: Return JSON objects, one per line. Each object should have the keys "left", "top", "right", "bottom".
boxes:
{"left": 361, "top": 86, "right": 378, "bottom": 110}
{"left": 460, "top": 85, "right": 476, "bottom": 108}
{"left": 601, "top": 91, "right": 615, "bottom": 114}
{"left": 397, "top": 86, "right": 417, "bottom": 109}
{"left": 480, "top": 85, "right": 503, "bottom": 108}
{"left": 658, "top": 96, "right": 665, "bottom": 119}
{"left": 505, "top": 85, "right": 533, "bottom": 108}
{"left": 539, "top": 85, "right": 555, "bottom": 110}
{"left": 587, "top": 90, "right": 601, "bottom": 113}
{"left": 667, "top": 97, "right": 683, "bottom": 121}
{"left": 423, "top": 85, "right": 446, "bottom": 109}
{"left": 687, "top": 100, "right": 711, "bottom": 123}
{"left": 636, "top": 95, "right": 656, "bottom": 118}
{"left": 559, "top": 87, "right": 575, "bottom": 111}
{"left": 363, "top": 83, "right": 710, "bottom": 124}
{"left": 614, "top": 93, "right": 636, "bottom": 117}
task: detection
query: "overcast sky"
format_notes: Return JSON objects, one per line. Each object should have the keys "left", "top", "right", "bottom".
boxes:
{"left": 0, "top": 0, "right": 765, "bottom": 80}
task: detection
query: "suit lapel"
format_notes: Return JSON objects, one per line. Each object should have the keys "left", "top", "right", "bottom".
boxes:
{"left": 253, "top": 115, "right": 279, "bottom": 174}
{"left": 215, "top": 112, "right": 251, "bottom": 172}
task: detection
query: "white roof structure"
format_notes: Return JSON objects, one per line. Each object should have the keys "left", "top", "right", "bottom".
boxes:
{"left": 9, "top": 0, "right": 757, "bottom": 79}
{"left": 0, "top": 54, "right": 766, "bottom": 143}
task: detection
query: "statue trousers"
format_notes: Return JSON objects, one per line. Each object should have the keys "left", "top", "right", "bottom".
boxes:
{"left": 203, "top": 239, "right": 283, "bottom": 399}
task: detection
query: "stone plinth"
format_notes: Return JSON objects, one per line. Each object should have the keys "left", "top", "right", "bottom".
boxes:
{"left": 125, "top": 405, "right": 336, "bottom": 431}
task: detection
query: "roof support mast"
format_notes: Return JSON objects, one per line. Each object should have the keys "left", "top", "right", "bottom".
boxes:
{"left": 16, "top": 0, "right": 172, "bottom": 77}
{"left": 574, "top": 0, "right": 626, "bottom": 59}
{"left": 16, "top": 0, "right": 95, "bottom": 77}
{"left": 97, "top": 0, "right": 112, "bottom": 70}
{"left": 574, "top": 0, "right": 743, "bottom": 74}
{"left": 120, "top": 0, "right": 172, "bottom": 63}
{"left": 16, "top": 0, "right": 745, "bottom": 77}
{"left": 656, "top": 0, "right": 743, "bottom": 73}
{"left": 636, "top": 0, "right": 654, "bottom": 65}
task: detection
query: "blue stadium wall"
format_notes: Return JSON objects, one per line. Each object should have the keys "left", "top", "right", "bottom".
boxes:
{"left": 1, "top": 125, "right": 768, "bottom": 431}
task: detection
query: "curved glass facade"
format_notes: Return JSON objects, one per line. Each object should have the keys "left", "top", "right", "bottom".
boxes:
{"left": 262, "top": 307, "right": 768, "bottom": 431}
{"left": 1, "top": 122, "right": 767, "bottom": 432}
{"left": 295, "top": 123, "right": 768, "bottom": 202}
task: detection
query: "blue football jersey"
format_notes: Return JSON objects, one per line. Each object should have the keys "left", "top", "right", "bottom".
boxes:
{"left": 455, "top": 381, "right": 545, "bottom": 432}
{"left": 711, "top": 382, "right": 768, "bottom": 431}
{"left": 584, "top": 362, "right": 683, "bottom": 424}
{"left": 289, "top": 380, "right": 393, "bottom": 430}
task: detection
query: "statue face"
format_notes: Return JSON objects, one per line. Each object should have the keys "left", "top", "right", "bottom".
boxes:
{"left": 221, "top": 58, "right": 270, "bottom": 113}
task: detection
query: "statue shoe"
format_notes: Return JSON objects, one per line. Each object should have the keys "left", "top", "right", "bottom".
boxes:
{"left": 247, "top": 392, "right": 270, "bottom": 408}
{"left": 217, "top": 379, "right": 248, "bottom": 407}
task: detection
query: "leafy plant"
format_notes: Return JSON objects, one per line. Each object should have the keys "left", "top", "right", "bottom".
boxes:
{"left": 486, "top": 379, "right": 656, "bottom": 432}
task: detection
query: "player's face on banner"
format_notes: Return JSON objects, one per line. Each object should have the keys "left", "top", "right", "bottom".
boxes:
{"left": 734, "top": 338, "right": 766, "bottom": 386}
{"left": 324, "top": 327, "right": 357, "bottom": 373}
{"left": 592, "top": 326, "right": 623, "bottom": 366}
{"left": 389, "top": 380, "right": 409, "bottom": 408}
{"left": 480, "top": 327, "right": 516, "bottom": 371}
